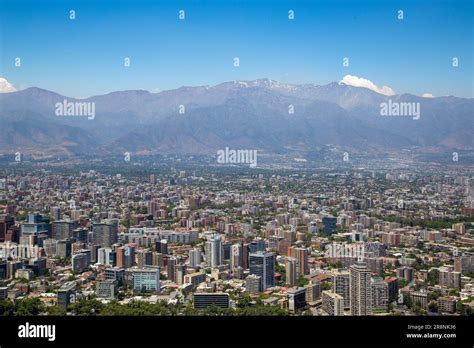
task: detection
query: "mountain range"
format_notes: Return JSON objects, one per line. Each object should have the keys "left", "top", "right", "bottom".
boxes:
{"left": 0, "top": 78, "right": 472, "bottom": 159}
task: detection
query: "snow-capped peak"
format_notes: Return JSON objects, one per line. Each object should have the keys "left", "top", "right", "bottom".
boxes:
{"left": 0, "top": 77, "right": 17, "bottom": 93}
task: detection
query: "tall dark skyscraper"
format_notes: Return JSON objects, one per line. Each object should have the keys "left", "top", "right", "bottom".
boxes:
{"left": 350, "top": 262, "right": 372, "bottom": 316}
{"left": 92, "top": 220, "right": 118, "bottom": 248}
{"left": 249, "top": 251, "right": 275, "bottom": 290}
{"left": 52, "top": 220, "right": 79, "bottom": 240}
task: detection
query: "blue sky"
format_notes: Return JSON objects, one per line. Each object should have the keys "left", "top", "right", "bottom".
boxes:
{"left": 0, "top": 0, "right": 472, "bottom": 97}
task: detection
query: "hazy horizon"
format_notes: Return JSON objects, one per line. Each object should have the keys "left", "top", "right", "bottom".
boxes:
{"left": 1, "top": 76, "right": 473, "bottom": 100}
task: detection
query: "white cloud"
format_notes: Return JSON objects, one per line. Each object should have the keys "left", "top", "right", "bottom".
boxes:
{"left": 422, "top": 93, "right": 435, "bottom": 98}
{"left": 339, "top": 74, "right": 395, "bottom": 96}
{"left": 0, "top": 77, "right": 17, "bottom": 93}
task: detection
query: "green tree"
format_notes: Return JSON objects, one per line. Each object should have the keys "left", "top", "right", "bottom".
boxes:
{"left": 0, "top": 299, "right": 15, "bottom": 316}
{"left": 297, "top": 276, "right": 309, "bottom": 287}
{"left": 428, "top": 302, "right": 438, "bottom": 313}
{"left": 14, "top": 298, "right": 44, "bottom": 316}
{"left": 47, "top": 305, "right": 67, "bottom": 316}
{"left": 70, "top": 298, "right": 104, "bottom": 315}
{"left": 321, "top": 282, "right": 332, "bottom": 291}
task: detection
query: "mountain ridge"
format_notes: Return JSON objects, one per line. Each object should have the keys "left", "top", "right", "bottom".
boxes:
{"left": 0, "top": 79, "right": 472, "bottom": 157}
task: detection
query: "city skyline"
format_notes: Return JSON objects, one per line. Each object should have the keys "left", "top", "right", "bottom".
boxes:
{"left": 0, "top": 163, "right": 473, "bottom": 320}
{"left": 0, "top": 0, "right": 472, "bottom": 346}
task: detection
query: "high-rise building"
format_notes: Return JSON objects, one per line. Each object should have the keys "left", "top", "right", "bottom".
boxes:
{"left": 73, "top": 228, "right": 89, "bottom": 243}
{"left": 278, "top": 239, "right": 291, "bottom": 256}
{"left": 242, "top": 243, "right": 250, "bottom": 269}
{"left": 249, "top": 251, "right": 275, "bottom": 290}
{"left": 152, "top": 252, "right": 164, "bottom": 267}
{"left": 230, "top": 243, "right": 243, "bottom": 271}
{"left": 245, "top": 274, "right": 262, "bottom": 293}
{"left": 116, "top": 245, "right": 135, "bottom": 268}
{"left": 371, "top": 276, "right": 389, "bottom": 312}
{"left": 155, "top": 240, "right": 168, "bottom": 255}
{"left": 56, "top": 240, "right": 72, "bottom": 258}
{"left": 21, "top": 213, "right": 50, "bottom": 242}
{"left": 188, "top": 248, "right": 201, "bottom": 268}
{"left": 210, "top": 236, "right": 223, "bottom": 268}
{"left": 454, "top": 255, "right": 474, "bottom": 275}
{"left": 205, "top": 236, "right": 223, "bottom": 268}
{"left": 97, "top": 247, "right": 116, "bottom": 266}
{"left": 148, "top": 200, "right": 159, "bottom": 217}
{"left": 43, "top": 239, "right": 58, "bottom": 257}
{"left": 249, "top": 238, "right": 265, "bottom": 253}
{"left": 285, "top": 257, "right": 297, "bottom": 286}
{"left": 116, "top": 247, "right": 126, "bottom": 268}
{"left": 72, "top": 253, "right": 88, "bottom": 273}
{"left": 222, "top": 241, "right": 232, "bottom": 261}
{"left": 92, "top": 220, "right": 118, "bottom": 248}
{"left": 88, "top": 244, "right": 100, "bottom": 263}
{"left": 350, "top": 262, "right": 372, "bottom": 316}
{"left": 267, "top": 236, "right": 280, "bottom": 251}
{"left": 8, "top": 261, "right": 23, "bottom": 280}
{"left": 175, "top": 264, "right": 186, "bottom": 285}
{"left": 305, "top": 280, "right": 321, "bottom": 303}
{"left": 333, "top": 269, "right": 350, "bottom": 309}
{"left": 167, "top": 257, "right": 177, "bottom": 282}
{"left": 52, "top": 220, "right": 79, "bottom": 240}
{"left": 135, "top": 249, "right": 152, "bottom": 268}
{"left": 0, "top": 214, "right": 14, "bottom": 243}
{"left": 322, "top": 216, "right": 337, "bottom": 234}
{"left": 204, "top": 239, "right": 211, "bottom": 263}
{"left": 385, "top": 277, "right": 399, "bottom": 301}
{"left": 322, "top": 290, "right": 344, "bottom": 316}
{"left": 289, "top": 246, "right": 309, "bottom": 276}
{"left": 365, "top": 257, "right": 384, "bottom": 276}
{"left": 396, "top": 266, "right": 414, "bottom": 284}
{"left": 51, "top": 207, "right": 61, "bottom": 221}
{"left": 438, "top": 267, "right": 461, "bottom": 289}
